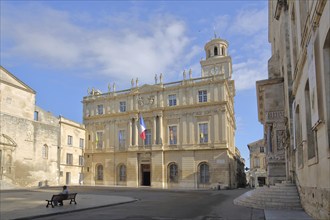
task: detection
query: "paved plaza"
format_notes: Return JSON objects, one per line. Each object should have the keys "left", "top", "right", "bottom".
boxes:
{"left": 0, "top": 187, "right": 313, "bottom": 220}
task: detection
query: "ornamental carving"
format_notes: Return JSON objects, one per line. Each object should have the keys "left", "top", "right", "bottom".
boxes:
{"left": 137, "top": 95, "right": 155, "bottom": 107}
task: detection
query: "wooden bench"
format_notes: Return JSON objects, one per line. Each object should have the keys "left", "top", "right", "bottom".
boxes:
{"left": 46, "top": 193, "right": 77, "bottom": 208}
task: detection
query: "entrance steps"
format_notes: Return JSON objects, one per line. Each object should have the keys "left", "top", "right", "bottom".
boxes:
{"left": 234, "top": 182, "right": 303, "bottom": 210}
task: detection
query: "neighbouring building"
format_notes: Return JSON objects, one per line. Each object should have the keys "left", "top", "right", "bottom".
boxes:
{"left": 82, "top": 37, "right": 245, "bottom": 189}
{"left": 247, "top": 139, "right": 267, "bottom": 188}
{"left": 257, "top": 1, "right": 329, "bottom": 219}
{"left": 0, "top": 66, "right": 85, "bottom": 188}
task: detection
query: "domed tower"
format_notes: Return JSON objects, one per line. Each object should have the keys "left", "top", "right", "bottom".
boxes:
{"left": 200, "top": 36, "right": 232, "bottom": 79}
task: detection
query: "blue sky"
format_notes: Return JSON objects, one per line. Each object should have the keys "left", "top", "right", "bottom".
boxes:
{"left": 1, "top": 0, "right": 269, "bottom": 167}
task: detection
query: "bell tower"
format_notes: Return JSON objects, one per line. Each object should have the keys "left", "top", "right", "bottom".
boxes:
{"left": 200, "top": 36, "right": 232, "bottom": 79}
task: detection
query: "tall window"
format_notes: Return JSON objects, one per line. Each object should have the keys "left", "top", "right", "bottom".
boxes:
{"left": 96, "top": 132, "right": 103, "bottom": 149}
{"left": 254, "top": 157, "right": 260, "bottom": 168}
{"left": 119, "top": 165, "right": 126, "bottom": 182}
{"left": 198, "top": 90, "right": 207, "bottom": 103}
{"left": 168, "top": 163, "right": 178, "bottom": 183}
{"left": 66, "top": 153, "right": 73, "bottom": 165}
{"left": 305, "top": 81, "right": 316, "bottom": 159}
{"left": 119, "top": 130, "right": 126, "bottom": 150}
{"left": 169, "top": 126, "right": 177, "bottom": 145}
{"left": 67, "top": 135, "right": 73, "bottom": 145}
{"left": 42, "top": 145, "right": 48, "bottom": 159}
{"left": 214, "top": 47, "right": 218, "bottom": 56}
{"left": 97, "top": 104, "right": 104, "bottom": 115}
{"left": 79, "top": 138, "right": 84, "bottom": 148}
{"left": 120, "top": 101, "right": 126, "bottom": 112}
{"left": 145, "top": 129, "right": 152, "bottom": 146}
{"left": 199, "top": 123, "right": 208, "bottom": 143}
{"left": 79, "top": 156, "right": 84, "bottom": 166}
{"left": 295, "top": 105, "right": 304, "bottom": 168}
{"left": 96, "top": 164, "right": 103, "bottom": 181}
{"left": 199, "top": 163, "right": 210, "bottom": 184}
{"left": 168, "top": 94, "right": 177, "bottom": 106}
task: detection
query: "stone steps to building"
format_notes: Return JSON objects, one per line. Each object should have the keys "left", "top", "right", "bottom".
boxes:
{"left": 233, "top": 182, "right": 303, "bottom": 210}
{"left": 234, "top": 200, "right": 303, "bottom": 210}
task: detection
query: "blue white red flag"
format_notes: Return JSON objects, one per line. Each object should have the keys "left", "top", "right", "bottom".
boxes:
{"left": 139, "top": 114, "right": 146, "bottom": 140}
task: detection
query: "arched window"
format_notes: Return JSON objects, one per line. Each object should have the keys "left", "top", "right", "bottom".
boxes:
{"left": 119, "top": 164, "right": 126, "bottom": 182}
{"left": 42, "top": 144, "right": 48, "bottom": 159}
{"left": 168, "top": 163, "right": 178, "bottom": 183}
{"left": 199, "top": 163, "right": 209, "bottom": 184}
{"left": 214, "top": 47, "right": 218, "bottom": 56}
{"left": 96, "top": 164, "right": 103, "bottom": 181}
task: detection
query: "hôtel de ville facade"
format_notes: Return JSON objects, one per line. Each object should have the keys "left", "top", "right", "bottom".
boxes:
{"left": 82, "top": 37, "right": 245, "bottom": 189}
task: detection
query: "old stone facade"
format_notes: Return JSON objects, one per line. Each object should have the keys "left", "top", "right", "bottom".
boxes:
{"left": 247, "top": 140, "right": 267, "bottom": 188}
{"left": 0, "top": 66, "right": 85, "bottom": 188}
{"left": 82, "top": 37, "right": 244, "bottom": 189}
{"left": 258, "top": 1, "right": 330, "bottom": 219}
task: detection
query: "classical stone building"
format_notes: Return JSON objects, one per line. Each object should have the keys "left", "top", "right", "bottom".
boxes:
{"left": 247, "top": 139, "right": 267, "bottom": 188}
{"left": 82, "top": 37, "right": 244, "bottom": 189}
{"left": 257, "top": 1, "right": 329, "bottom": 219}
{"left": 0, "top": 66, "right": 85, "bottom": 188}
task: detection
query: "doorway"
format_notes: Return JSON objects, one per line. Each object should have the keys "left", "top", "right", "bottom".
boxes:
{"left": 66, "top": 172, "right": 71, "bottom": 185}
{"left": 141, "top": 164, "right": 151, "bottom": 186}
{"left": 258, "top": 177, "right": 266, "bottom": 187}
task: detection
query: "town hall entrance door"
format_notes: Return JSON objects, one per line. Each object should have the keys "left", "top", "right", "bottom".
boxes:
{"left": 141, "top": 164, "right": 151, "bottom": 186}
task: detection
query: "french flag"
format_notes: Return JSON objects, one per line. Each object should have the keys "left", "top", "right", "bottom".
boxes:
{"left": 139, "top": 114, "right": 146, "bottom": 140}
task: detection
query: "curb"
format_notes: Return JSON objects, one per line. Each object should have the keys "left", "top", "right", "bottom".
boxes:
{"left": 13, "top": 199, "right": 139, "bottom": 220}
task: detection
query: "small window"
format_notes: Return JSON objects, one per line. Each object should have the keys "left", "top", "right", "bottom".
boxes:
{"left": 169, "top": 126, "right": 177, "bottom": 145}
{"left": 79, "top": 156, "right": 84, "bottom": 166}
{"left": 80, "top": 138, "right": 84, "bottom": 148}
{"left": 67, "top": 135, "right": 73, "bottom": 145}
{"left": 260, "top": 147, "right": 264, "bottom": 153}
{"left": 168, "top": 94, "right": 177, "bottom": 106}
{"left": 119, "top": 101, "right": 126, "bottom": 112}
{"left": 199, "top": 123, "right": 208, "bottom": 143}
{"left": 198, "top": 90, "right": 207, "bottom": 103}
{"left": 66, "top": 153, "right": 73, "bottom": 165}
{"left": 97, "top": 104, "right": 104, "bottom": 115}
{"left": 34, "top": 111, "right": 39, "bottom": 121}
{"left": 42, "top": 145, "right": 48, "bottom": 159}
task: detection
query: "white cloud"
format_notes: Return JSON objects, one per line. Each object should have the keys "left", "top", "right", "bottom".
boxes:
{"left": 229, "top": 7, "right": 268, "bottom": 36}
{"left": 233, "top": 59, "right": 268, "bottom": 90}
{"left": 1, "top": 3, "right": 192, "bottom": 86}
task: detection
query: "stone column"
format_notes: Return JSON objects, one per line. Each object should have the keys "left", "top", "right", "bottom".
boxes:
{"left": 153, "top": 116, "right": 157, "bottom": 145}
{"left": 159, "top": 115, "right": 163, "bottom": 145}
{"left": 134, "top": 118, "right": 139, "bottom": 146}
{"left": 128, "top": 119, "right": 132, "bottom": 146}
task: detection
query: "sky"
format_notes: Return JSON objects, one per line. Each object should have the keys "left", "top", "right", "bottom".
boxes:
{"left": 0, "top": 0, "right": 269, "bottom": 168}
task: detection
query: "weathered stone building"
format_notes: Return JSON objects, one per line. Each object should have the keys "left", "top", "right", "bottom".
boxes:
{"left": 82, "top": 37, "right": 245, "bottom": 189}
{"left": 0, "top": 66, "right": 85, "bottom": 188}
{"left": 257, "top": 1, "right": 329, "bottom": 219}
{"left": 247, "top": 139, "right": 267, "bottom": 188}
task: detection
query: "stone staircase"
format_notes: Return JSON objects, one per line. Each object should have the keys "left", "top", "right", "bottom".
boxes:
{"left": 234, "top": 182, "right": 303, "bottom": 210}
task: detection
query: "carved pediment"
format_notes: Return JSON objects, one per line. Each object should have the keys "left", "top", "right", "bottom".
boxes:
{"left": 0, "top": 134, "right": 17, "bottom": 150}
{"left": 137, "top": 84, "right": 161, "bottom": 93}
